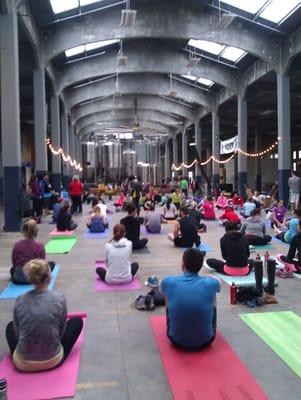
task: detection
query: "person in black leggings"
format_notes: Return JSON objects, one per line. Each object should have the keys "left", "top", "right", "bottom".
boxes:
{"left": 6, "top": 259, "right": 83, "bottom": 372}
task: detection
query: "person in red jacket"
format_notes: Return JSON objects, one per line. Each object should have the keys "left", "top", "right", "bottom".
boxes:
{"left": 232, "top": 192, "right": 244, "bottom": 209}
{"left": 219, "top": 206, "right": 241, "bottom": 229}
{"left": 69, "top": 175, "right": 83, "bottom": 214}
{"left": 201, "top": 196, "right": 216, "bottom": 220}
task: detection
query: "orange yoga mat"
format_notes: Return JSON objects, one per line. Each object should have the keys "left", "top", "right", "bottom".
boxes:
{"left": 150, "top": 316, "right": 268, "bottom": 400}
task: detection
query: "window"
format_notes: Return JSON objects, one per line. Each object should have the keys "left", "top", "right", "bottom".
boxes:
{"left": 187, "top": 39, "right": 246, "bottom": 64}
{"left": 293, "top": 162, "right": 297, "bottom": 171}
{"left": 293, "top": 151, "right": 297, "bottom": 160}
{"left": 220, "top": 46, "right": 246, "bottom": 62}
{"left": 259, "top": 0, "right": 301, "bottom": 24}
{"left": 50, "top": 0, "right": 103, "bottom": 14}
{"left": 65, "top": 39, "right": 119, "bottom": 58}
{"left": 221, "top": 0, "right": 267, "bottom": 14}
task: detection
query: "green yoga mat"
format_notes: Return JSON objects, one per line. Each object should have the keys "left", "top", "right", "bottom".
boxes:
{"left": 240, "top": 311, "right": 301, "bottom": 378}
{"left": 45, "top": 236, "right": 77, "bottom": 254}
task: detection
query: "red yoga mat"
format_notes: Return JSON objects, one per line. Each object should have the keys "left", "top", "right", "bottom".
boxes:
{"left": 150, "top": 316, "right": 268, "bottom": 400}
{"left": 0, "top": 313, "right": 87, "bottom": 400}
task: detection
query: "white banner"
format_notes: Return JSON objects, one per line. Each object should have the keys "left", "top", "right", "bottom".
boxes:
{"left": 220, "top": 135, "right": 238, "bottom": 154}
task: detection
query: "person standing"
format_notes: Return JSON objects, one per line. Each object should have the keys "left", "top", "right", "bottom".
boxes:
{"left": 179, "top": 176, "right": 188, "bottom": 198}
{"left": 288, "top": 171, "right": 300, "bottom": 210}
{"left": 69, "top": 175, "right": 83, "bottom": 214}
{"left": 28, "top": 174, "right": 43, "bottom": 221}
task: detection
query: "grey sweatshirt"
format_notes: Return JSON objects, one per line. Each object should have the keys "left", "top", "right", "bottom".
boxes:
{"left": 240, "top": 216, "right": 266, "bottom": 238}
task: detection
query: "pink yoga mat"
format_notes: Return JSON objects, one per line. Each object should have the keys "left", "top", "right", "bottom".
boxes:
{"left": 150, "top": 316, "right": 268, "bottom": 400}
{"left": 95, "top": 260, "right": 141, "bottom": 291}
{"left": 49, "top": 229, "right": 75, "bottom": 236}
{"left": 0, "top": 313, "right": 87, "bottom": 400}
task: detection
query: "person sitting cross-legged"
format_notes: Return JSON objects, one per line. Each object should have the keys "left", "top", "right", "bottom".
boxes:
{"left": 96, "top": 224, "right": 139, "bottom": 284}
{"left": 160, "top": 248, "right": 220, "bottom": 350}
{"left": 120, "top": 204, "right": 148, "bottom": 250}
{"left": 144, "top": 204, "right": 163, "bottom": 233}
{"left": 277, "top": 219, "right": 301, "bottom": 274}
{"left": 207, "top": 221, "right": 251, "bottom": 276}
{"left": 6, "top": 259, "right": 83, "bottom": 372}
{"left": 86, "top": 206, "right": 108, "bottom": 233}
{"left": 56, "top": 201, "right": 78, "bottom": 232}
{"left": 10, "top": 219, "right": 55, "bottom": 284}
{"left": 240, "top": 208, "right": 271, "bottom": 246}
{"left": 168, "top": 206, "right": 201, "bottom": 248}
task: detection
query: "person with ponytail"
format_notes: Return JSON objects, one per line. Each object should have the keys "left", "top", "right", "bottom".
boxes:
{"left": 11, "top": 219, "right": 54, "bottom": 284}
{"left": 6, "top": 259, "right": 83, "bottom": 372}
{"left": 96, "top": 224, "right": 139, "bottom": 284}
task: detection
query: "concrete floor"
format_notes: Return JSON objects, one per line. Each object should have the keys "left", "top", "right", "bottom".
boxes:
{"left": 0, "top": 200, "right": 300, "bottom": 400}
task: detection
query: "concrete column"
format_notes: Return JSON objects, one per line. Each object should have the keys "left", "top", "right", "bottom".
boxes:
{"left": 195, "top": 120, "right": 202, "bottom": 182}
{"left": 0, "top": 151, "right": 3, "bottom": 204}
{"left": 164, "top": 140, "right": 170, "bottom": 180}
{"left": 237, "top": 94, "right": 248, "bottom": 197}
{"left": 33, "top": 68, "right": 48, "bottom": 175}
{"left": 61, "top": 110, "right": 70, "bottom": 189}
{"left": 50, "top": 95, "right": 61, "bottom": 191}
{"left": 277, "top": 73, "right": 291, "bottom": 205}
{"left": 68, "top": 122, "right": 75, "bottom": 176}
{"left": 212, "top": 111, "right": 220, "bottom": 189}
{"left": 255, "top": 127, "right": 262, "bottom": 192}
{"left": 172, "top": 136, "right": 178, "bottom": 166}
{"left": 0, "top": 12, "right": 22, "bottom": 231}
{"left": 182, "top": 130, "right": 188, "bottom": 175}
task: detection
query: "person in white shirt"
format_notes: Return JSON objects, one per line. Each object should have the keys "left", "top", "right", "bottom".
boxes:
{"left": 96, "top": 224, "right": 139, "bottom": 284}
{"left": 163, "top": 198, "right": 177, "bottom": 220}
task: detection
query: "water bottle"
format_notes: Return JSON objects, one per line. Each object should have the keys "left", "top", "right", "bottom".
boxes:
{"left": 230, "top": 282, "right": 237, "bottom": 305}
{"left": 0, "top": 378, "right": 7, "bottom": 400}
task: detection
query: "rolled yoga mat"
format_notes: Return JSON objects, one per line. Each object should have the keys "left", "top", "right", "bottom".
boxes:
{"left": 239, "top": 311, "right": 301, "bottom": 378}
{"left": 94, "top": 260, "right": 141, "bottom": 291}
{"left": 0, "top": 313, "right": 87, "bottom": 400}
{"left": 150, "top": 315, "right": 268, "bottom": 400}
{"left": 0, "top": 266, "right": 60, "bottom": 300}
{"left": 45, "top": 236, "right": 77, "bottom": 254}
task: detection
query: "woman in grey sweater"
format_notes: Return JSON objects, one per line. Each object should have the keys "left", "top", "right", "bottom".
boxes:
{"left": 5, "top": 259, "right": 83, "bottom": 372}
{"left": 241, "top": 208, "right": 272, "bottom": 245}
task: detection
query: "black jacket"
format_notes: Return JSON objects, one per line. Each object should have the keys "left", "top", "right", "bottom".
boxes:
{"left": 120, "top": 216, "right": 140, "bottom": 243}
{"left": 220, "top": 231, "right": 250, "bottom": 267}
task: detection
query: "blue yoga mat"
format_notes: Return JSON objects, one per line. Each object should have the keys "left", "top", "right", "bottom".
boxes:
{"left": 181, "top": 243, "right": 213, "bottom": 252}
{"left": 272, "top": 236, "right": 289, "bottom": 245}
{"left": 83, "top": 230, "right": 109, "bottom": 238}
{"left": 0, "top": 265, "right": 60, "bottom": 300}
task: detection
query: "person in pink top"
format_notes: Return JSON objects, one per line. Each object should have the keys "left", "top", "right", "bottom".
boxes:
{"left": 216, "top": 191, "right": 228, "bottom": 210}
{"left": 201, "top": 196, "right": 216, "bottom": 220}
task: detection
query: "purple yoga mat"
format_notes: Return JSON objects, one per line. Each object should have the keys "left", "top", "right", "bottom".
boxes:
{"left": 140, "top": 225, "right": 164, "bottom": 235}
{"left": 95, "top": 260, "right": 141, "bottom": 291}
{"left": 0, "top": 314, "right": 86, "bottom": 400}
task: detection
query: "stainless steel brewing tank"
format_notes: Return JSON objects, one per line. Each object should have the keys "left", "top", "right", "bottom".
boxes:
{"left": 82, "top": 142, "right": 96, "bottom": 182}
{"left": 101, "top": 142, "right": 123, "bottom": 180}
{"left": 151, "top": 163, "right": 162, "bottom": 186}
{"left": 123, "top": 150, "right": 137, "bottom": 177}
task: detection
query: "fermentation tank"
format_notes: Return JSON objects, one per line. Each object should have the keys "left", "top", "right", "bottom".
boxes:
{"left": 151, "top": 164, "right": 162, "bottom": 186}
{"left": 123, "top": 150, "right": 137, "bottom": 177}
{"left": 82, "top": 142, "right": 96, "bottom": 182}
{"left": 100, "top": 142, "right": 123, "bottom": 181}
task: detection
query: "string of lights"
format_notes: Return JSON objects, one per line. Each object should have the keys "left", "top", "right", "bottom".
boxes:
{"left": 171, "top": 139, "right": 279, "bottom": 171}
{"left": 46, "top": 139, "right": 83, "bottom": 171}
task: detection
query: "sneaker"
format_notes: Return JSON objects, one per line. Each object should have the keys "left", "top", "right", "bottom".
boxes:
{"left": 276, "top": 270, "right": 294, "bottom": 278}
{"left": 145, "top": 276, "right": 159, "bottom": 288}
{"left": 134, "top": 294, "right": 155, "bottom": 311}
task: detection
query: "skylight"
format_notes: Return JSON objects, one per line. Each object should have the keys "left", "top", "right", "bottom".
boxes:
{"left": 181, "top": 75, "right": 197, "bottom": 81}
{"left": 259, "top": 0, "right": 301, "bottom": 24}
{"left": 181, "top": 75, "right": 214, "bottom": 87}
{"left": 188, "top": 39, "right": 225, "bottom": 55}
{"left": 187, "top": 39, "right": 246, "bottom": 64}
{"left": 197, "top": 78, "right": 214, "bottom": 87}
{"left": 50, "top": 0, "right": 101, "bottom": 14}
{"left": 221, "top": 0, "right": 267, "bottom": 14}
{"left": 221, "top": 46, "right": 246, "bottom": 62}
{"left": 65, "top": 39, "right": 119, "bottom": 58}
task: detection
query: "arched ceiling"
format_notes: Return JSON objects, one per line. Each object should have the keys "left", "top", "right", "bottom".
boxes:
{"left": 24, "top": 0, "right": 301, "bottom": 141}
